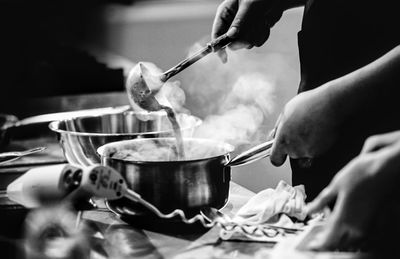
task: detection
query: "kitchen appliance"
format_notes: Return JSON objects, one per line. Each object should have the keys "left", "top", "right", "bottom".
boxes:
{"left": 6, "top": 163, "right": 213, "bottom": 227}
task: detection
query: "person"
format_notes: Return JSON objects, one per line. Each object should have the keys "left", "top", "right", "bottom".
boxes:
{"left": 212, "top": 0, "right": 400, "bottom": 250}
{"left": 306, "top": 130, "right": 400, "bottom": 252}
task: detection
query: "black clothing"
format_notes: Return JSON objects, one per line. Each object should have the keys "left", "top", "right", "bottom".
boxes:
{"left": 293, "top": 0, "right": 400, "bottom": 200}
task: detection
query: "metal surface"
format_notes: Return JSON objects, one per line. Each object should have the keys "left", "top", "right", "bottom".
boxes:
{"left": 98, "top": 138, "right": 233, "bottom": 215}
{"left": 0, "top": 147, "right": 46, "bottom": 165}
{"left": 50, "top": 111, "right": 201, "bottom": 166}
{"left": 160, "top": 34, "right": 232, "bottom": 82}
{"left": 227, "top": 139, "right": 274, "bottom": 167}
{"left": 126, "top": 63, "right": 164, "bottom": 112}
{"left": 97, "top": 137, "right": 275, "bottom": 216}
{"left": 0, "top": 106, "right": 131, "bottom": 147}
{"left": 16, "top": 105, "right": 131, "bottom": 127}
{"left": 125, "top": 34, "right": 231, "bottom": 112}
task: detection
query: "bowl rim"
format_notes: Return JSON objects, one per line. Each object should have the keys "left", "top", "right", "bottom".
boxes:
{"left": 48, "top": 111, "right": 202, "bottom": 137}
{"left": 97, "top": 137, "right": 235, "bottom": 164}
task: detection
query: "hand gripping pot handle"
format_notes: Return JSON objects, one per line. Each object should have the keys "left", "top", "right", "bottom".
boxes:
{"left": 226, "top": 139, "right": 274, "bottom": 167}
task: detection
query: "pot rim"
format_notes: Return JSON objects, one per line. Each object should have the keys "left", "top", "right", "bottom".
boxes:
{"left": 48, "top": 111, "right": 202, "bottom": 137}
{"left": 97, "top": 137, "right": 235, "bottom": 164}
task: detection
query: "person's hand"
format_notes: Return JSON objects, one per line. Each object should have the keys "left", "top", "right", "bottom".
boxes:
{"left": 212, "top": 0, "right": 284, "bottom": 62}
{"left": 270, "top": 86, "right": 342, "bottom": 166}
{"left": 305, "top": 131, "right": 400, "bottom": 250}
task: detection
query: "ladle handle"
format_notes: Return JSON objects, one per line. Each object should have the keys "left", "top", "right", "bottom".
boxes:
{"left": 160, "top": 34, "right": 232, "bottom": 82}
{"left": 227, "top": 139, "right": 274, "bottom": 167}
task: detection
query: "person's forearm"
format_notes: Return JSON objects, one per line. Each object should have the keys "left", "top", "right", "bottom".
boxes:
{"left": 320, "top": 45, "right": 400, "bottom": 119}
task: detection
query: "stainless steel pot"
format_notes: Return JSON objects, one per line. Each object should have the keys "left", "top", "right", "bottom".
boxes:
{"left": 97, "top": 138, "right": 273, "bottom": 216}
{"left": 49, "top": 111, "right": 201, "bottom": 166}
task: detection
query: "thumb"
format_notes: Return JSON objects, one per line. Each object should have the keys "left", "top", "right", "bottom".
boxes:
{"left": 269, "top": 139, "right": 287, "bottom": 166}
{"left": 306, "top": 186, "right": 337, "bottom": 215}
{"left": 269, "top": 125, "right": 287, "bottom": 166}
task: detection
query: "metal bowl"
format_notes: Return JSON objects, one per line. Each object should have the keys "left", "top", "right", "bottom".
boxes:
{"left": 49, "top": 111, "right": 202, "bottom": 166}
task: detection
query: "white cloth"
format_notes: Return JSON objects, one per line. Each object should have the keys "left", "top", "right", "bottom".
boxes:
{"left": 219, "top": 181, "right": 307, "bottom": 242}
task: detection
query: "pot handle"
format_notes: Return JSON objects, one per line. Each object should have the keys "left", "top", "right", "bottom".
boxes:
{"left": 226, "top": 139, "right": 274, "bottom": 167}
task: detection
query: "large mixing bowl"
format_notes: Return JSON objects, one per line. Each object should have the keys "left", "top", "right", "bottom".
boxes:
{"left": 49, "top": 111, "right": 201, "bottom": 166}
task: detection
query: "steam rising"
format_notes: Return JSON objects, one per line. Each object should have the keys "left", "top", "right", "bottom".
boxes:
{"left": 194, "top": 73, "right": 275, "bottom": 146}
{"left": 177, "top": 39, "right": 298, "bottom": 150}
{"left": 106, "top": 138, "right": 233, "bottom": 162}
{"left": 179, "top": 40, "right": 297, "bottom": 148}
{"left": 122, "top": 38, "right": 297, "bottom": 160}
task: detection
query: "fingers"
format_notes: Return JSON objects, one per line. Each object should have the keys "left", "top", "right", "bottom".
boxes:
{"left": 228, "top": 0, "right": 269, "bottom": 49}
{"left": 269, "top": 114, "right": 289, "bottom": 166}
{"left": 270, "top": 126, "right": 287, "bottom": 166}
{"left": 306, "top": 186, "right": 337, "bottom": 215}
{"left": 268, "top": 114, "right": 281, "bottom": 140}
{"left": 217, "top": 49, "right": 228, "bottom": 64}
{"left": 307, "top": 225, "right": 342, "bottom": 251}
{"left": 307, "top": 194, "right": 346, "bottom": 250}
{"left": 212, "top": 0, "right": 238, "bottom": 63}
{"left": 270, "top": 146, "right": 287, "bottom": 166}
{"left": 229, "top": 41, "right": 253, "bottom": 50}
{"left": 212, "top": 0, "right": 273, "bottom": 62}
{"left": 228, "top": 0, "right": 252, "bottom": 38}
{"left": 361, "top": 130, "right": 400, "bottom": 154}
{"left": 269, "top": 115, "right": 306, "bottom": 166}
{"left": 308, "top": 195, "right": 365, "bottom": 251}
{"left": 212, "top": 0, "right": 238, "bottom": 40}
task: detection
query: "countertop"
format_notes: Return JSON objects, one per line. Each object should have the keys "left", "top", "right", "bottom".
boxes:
{"left": 0, "top": 92, "right": 371, "bottom": 259}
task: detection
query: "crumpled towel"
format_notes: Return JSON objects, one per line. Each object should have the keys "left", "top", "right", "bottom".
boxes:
{"left": 219, "top": 180, "right": 307, "bottom": 242}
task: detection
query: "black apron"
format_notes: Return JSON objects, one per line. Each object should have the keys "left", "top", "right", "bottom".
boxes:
{"left": 293, "top": 0, "right": 400, "bottom": 200}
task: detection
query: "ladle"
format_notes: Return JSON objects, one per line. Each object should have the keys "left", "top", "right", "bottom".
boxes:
{"left": 159, "top": 34, "right": 232, "bottom": 82}
{"left": 126, "top": 34, "right": 232, "bottom": 112}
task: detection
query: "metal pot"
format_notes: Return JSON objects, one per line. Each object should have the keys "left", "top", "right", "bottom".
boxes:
{"left": 97, "top": 137, "right": 273, "bottom": 216}
{"left": 49, "top": 111, "right": 202, "bottom": 166}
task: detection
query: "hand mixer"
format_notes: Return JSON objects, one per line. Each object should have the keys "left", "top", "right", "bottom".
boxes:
{"left": 6, "top": 164, "right": 214, "bottom": 227}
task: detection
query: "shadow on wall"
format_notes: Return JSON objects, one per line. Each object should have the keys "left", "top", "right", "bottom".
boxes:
{"left": 99, "top": 1, "right": 304, "bottom": 192}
